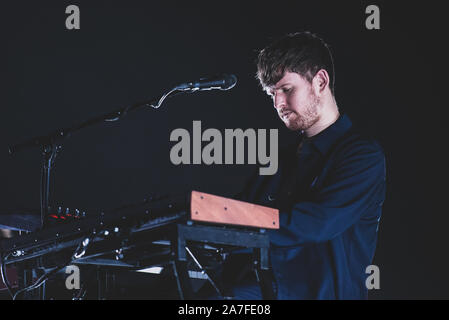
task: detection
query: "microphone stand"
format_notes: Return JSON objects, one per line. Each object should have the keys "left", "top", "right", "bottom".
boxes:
{"left": 8, "top": 87, "right": 188, "bottom": 230}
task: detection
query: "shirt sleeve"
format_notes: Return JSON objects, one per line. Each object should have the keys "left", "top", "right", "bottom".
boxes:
{"left": 269, "top": 139, "right": 386, "bottom": 246}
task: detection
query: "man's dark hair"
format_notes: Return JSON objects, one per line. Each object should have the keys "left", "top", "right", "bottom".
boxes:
{"left": 256, "top": 31, "right": 335, "bottom": 96}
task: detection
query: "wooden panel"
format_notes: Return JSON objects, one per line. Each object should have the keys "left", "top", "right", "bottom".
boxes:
{"left": 190, "top": 191, "right": 279, "bottom": 229}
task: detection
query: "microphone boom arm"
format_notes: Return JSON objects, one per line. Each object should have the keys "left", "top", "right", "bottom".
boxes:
{"left": 8, "top": 87, "right": 184, "bottom": 155}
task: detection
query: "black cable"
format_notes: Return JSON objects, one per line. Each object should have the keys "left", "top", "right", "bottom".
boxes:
{"left": 12, "top": 265, "right": 62, "bottom": 300}
{"left": 0, "top": 253, "right": 15, "bottom": 299}
{"left": 12, "top": 235, "right": 92, "bottom": 300}
{"left": 40, "top": 154, "right": 45, "bottom": 228}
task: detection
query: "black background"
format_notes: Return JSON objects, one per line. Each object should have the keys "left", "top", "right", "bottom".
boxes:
{"left": 0, "top": 0, "right": 447, "bottom": 299}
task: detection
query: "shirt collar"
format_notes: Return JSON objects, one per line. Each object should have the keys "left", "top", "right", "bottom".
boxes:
{"left": 302, "top": 113, "right": 352, "bottom": 156}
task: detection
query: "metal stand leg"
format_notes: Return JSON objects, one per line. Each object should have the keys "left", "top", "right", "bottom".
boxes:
{"left": 38, "top": 280, "right": 46, "bottom": 300}
{"left": 40, "top": 143, "right": 60, "bottom": 229}
{"left": 16, "top": 265, "right": 32, "bottom": 300}
{"left": 173, "top": 228, "right": 195, "bottom": 300}
{"left": 171, "top": 260, "right": 194, "bottom": 300}
{"left": 256, "top": 247, "right": 276, "bottom": 299}
{"left": 255, "top": 268, "right": 276, "bottom": 300}
{"left": 97, "top": 267, "right": 111, "bottom": 300}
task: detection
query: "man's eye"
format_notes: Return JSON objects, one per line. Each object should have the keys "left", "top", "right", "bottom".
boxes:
{"left": 282, "top": 87, "right": 291, "bottom": 93}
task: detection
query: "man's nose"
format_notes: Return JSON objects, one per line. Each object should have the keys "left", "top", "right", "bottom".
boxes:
{"left": 273, "top": 93, "right": 285, "bottom": 109}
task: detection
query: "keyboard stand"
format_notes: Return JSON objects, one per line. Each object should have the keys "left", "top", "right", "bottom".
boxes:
{"left": 174, "top": 223, "right": 276, "bottom": 300}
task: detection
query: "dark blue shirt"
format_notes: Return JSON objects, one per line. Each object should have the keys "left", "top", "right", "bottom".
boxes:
{"left": 238, "top": 114, "right": 386, "bottom": 299}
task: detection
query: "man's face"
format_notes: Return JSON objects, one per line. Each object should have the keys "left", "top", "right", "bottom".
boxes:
{"left": 266, "top": 71, "right": 321, "bottom": 131}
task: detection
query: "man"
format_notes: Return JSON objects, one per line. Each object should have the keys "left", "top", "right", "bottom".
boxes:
{"left": 220, "top": 31, "right": 386, "bottom": 300}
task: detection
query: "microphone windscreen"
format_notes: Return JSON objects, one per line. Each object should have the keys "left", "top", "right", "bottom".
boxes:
{"left": 222, "top": 74, "right": 237, "bottom": 90}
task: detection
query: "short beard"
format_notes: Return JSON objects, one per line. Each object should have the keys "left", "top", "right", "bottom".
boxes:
{"left": 285, "top": 92, "right": 320, "bottom": 131}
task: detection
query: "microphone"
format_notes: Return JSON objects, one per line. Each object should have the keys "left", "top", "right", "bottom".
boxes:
{"left": 175, "top": 74, "right": 237, "bottom": 91}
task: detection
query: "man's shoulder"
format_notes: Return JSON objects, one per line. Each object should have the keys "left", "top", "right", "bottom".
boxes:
{"left": 331, "top": 128, "right": 385, "bottom": 170}
{"left": 277, "top": 125, "right": 385, "bottom": 162}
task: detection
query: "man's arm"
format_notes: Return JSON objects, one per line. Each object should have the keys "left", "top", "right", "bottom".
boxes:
{"left": 269, "top": 139, "right": 386, "bottom": 246}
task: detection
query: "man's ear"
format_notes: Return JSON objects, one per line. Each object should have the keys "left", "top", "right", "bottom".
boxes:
{"left": 312, "top": 69, "right": 329, "bottom": 96}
